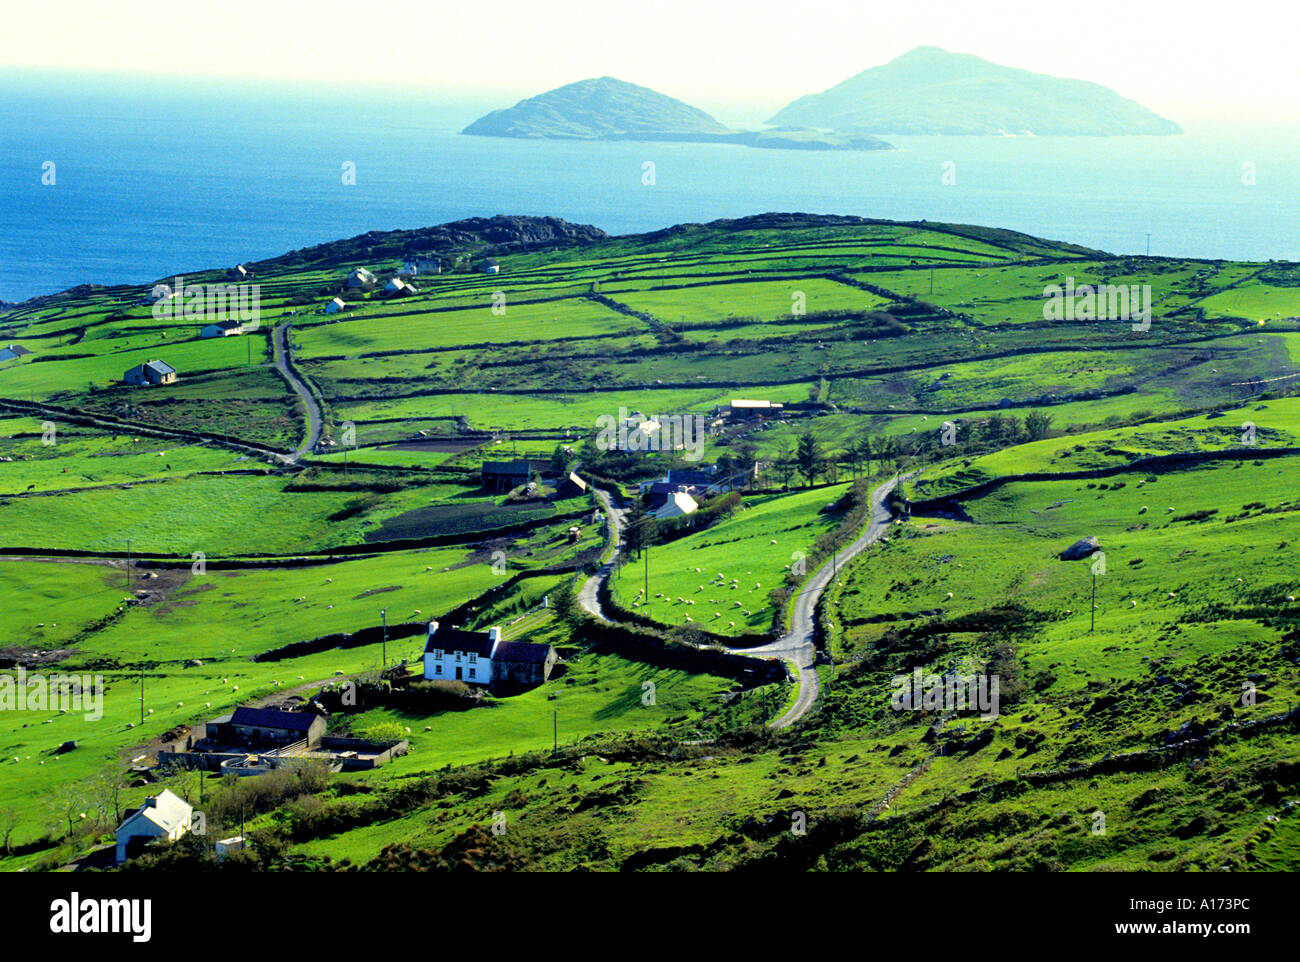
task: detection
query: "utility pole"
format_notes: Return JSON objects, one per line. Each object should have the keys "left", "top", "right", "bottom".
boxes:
{"left": 381, "top": 608, "right": 388, "bottom": 669}
{"left": 553, "top": 709, "right": 558, "bottom": 753}
{"left": 139, "top": 665, "right": 144, "bottom": 726}
{"left": 1090, "top": 570, "right": 1097, "bottom": 633}
{"left": 1145, "top": 233, "right": 1151, "bottom": 257}
{"left": 929, "top": 268, "right": 934, "bottom": 295}
{"left": 125, "top": 538, "right": 132, "bottom": 591}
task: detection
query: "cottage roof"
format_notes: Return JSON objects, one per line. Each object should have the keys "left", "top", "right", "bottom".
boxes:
{"left": 144, "top": 360, "right": 175, "bottom": 376}
{"left": 124, "top": 789, "right": 192, "bottom": 834}
{"left": 492, "top": 640, "right": 553, "bottom": 665}
{"left": 481, "top": 460, "right": 532, "bottom": 477}
{"left": 424, "top": 625, "right": 496, "bottom": 658}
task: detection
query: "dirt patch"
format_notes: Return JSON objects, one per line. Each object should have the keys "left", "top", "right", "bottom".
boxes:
{"left": 128, "top": 564, "right": 193, "bottom": 608}
{"left": 0, "top": 646, "right": 76, "bottom": 668}
{"left": 353, "top": 585, "right": 403, "bottom": 600}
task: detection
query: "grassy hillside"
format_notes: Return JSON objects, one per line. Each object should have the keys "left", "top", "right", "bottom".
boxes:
{"left": 0, "top": 212, "right": 1296, "bottom": 872}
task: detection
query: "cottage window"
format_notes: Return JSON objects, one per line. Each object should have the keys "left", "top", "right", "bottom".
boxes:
{"left": 469, "top": 668, "right": 476, "bottom": 679}
{"left": 456, "top": 652, "right": 462, "bottom": 661}
{"left": 433, "top": 649, "right": 443, "bottom": 659}
{"left": 434, "top": 664, "right": 442, "bottom": 675}
{"left": 468, "top": 652, "right": 477, "bottom": 664}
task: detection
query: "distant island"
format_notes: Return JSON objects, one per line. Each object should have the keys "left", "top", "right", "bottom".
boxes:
{"left": 768, "top": 46, "right": 1182, "bottom": 136}
{"left": 462, "top": 77, "right": 894, "bottom": 151}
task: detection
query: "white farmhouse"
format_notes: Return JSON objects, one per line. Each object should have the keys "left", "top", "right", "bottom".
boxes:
{"left": 423, "top": 622, "right": 499, "bottom": 684}
{"left": 345, "top": 268, "right": 376, "bottom": 289}
{"left": 653, "top": 491, "right": 699, "bottom": 520}
{"left": 115, "top": 789, "right": 193, "bottom": 863}
{"left": 383, "top": 277, "right": 406, "bottom": 294}
{"left": 422, "top": 621, "right": 557, "bottom": 688}
{"left": 201, "top": 319, "right": 244, "bottom": 338}
{"left": 325, "top": 297, "right": 347, "bottom": 314}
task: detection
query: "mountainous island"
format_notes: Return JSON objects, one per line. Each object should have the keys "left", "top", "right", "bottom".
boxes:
{"left": 462, "top": 76, "right": 894, "bottom": 151}
{"left": 768, "top": 46, "right": 1182, "bottom": 136}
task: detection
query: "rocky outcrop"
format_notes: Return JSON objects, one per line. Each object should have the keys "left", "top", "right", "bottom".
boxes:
{"left": 1060, "top": 536, "right": 1101, "bottom": 560}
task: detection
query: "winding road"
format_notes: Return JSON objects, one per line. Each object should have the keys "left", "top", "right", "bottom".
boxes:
{"left": 578, "top": 474, "right": 908, "bottom": 728}
{"left": 271, "top": 321, "right": 323, "bottom": 463}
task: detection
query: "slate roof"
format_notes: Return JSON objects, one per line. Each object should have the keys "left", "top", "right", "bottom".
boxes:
{"left": 492, "top": 640, "right": 553, "bottom": 665}
{"left": 228, "top": 706, "right": 320, "bottom": 732}
{"left": 424, "top": 626, "right": 495, "bottom": 658}
{"left": 481, "top": 460, "right": 532, "bottom": 477}
{"left": 145, "top": 360, "right": 176, "bottom": 377}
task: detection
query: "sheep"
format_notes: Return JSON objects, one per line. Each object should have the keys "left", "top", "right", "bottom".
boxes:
{"left": 769, "top": 539, "right": 778, "bottom": 545}
{"left": 1138, "top": 506, "right": 1148, "bottom": 514}
{"left": 1130, "top": 600, "right": 1138, "bottom": 607}
{"left": 946, "top": 591, "right": 954, "bottom": 599}
{"left": 728, "top": 621, "right": 735, "bottom": 628}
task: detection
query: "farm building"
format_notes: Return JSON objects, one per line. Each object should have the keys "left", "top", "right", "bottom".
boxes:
{"left": 115, "top": 789, "right": 193, "bottom": 863}
{"left": 480, "top": 258, "right": 500, "bottom": 274}
{"left": 383, "top": 277, "right": 416, "bottom": 296}
{"left": 481, "top": 460, "right": 533, "bottom": 493}
{"left": 229, "top": 264, "right": 252, "bottom": 280}
{"left": 325, "top": 296, "right": 347, "bottom": 314}
{"left": 345, "top": 267, "right": 376, "bottom": 289}
{"left": 422, "top": 622, "right": 555, "bottom": 689}
{"left": 492, "top": 639, "right": 558, "bottom": 688}
{"left": 201, "top": 319, "right": 244, "bottom": 337}
{"left": 123, "top": 360, "right": 177, "bottom": 386}
{"left": 644, "top": 481, "right": 704, "bottom": 511}
{"left": 556, "top": 472, "right": 588, "bottom": 498}
{"left": 653, "top": 491, "right": 699, "bottom": 520}
{"left": 727, "top": 399, "right": 783, "bottom": 419}
{"left": 0, "top": 344, "right": 32, "bottom": 361}
{"left": 423, "top": 623, "right": 498, "bottom": 684}
{"left": 402, "top": 257, "right": 441, "bottom": 276}
{"left": 207, "top": 706, "right": 327, "bottom": 748}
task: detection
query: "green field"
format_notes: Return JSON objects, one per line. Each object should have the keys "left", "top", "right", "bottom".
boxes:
{"left": 1, "top": 212, "right": 1296, "bottom": 873}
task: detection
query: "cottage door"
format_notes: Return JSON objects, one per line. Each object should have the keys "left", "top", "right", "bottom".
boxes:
{"left": 456, "top": 667, "right": 463, "bottom": 680}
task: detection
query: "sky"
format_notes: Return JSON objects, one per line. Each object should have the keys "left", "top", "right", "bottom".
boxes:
{"left": 2, "top": 0, "right": 1298, "bottom": 127}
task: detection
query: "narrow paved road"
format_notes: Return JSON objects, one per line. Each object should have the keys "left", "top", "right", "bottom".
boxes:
{"left": 578, "top": 474, "right": 909, "bottom": 728}
{"left": 271, "top": 321, "right": 323, "bottom": 463}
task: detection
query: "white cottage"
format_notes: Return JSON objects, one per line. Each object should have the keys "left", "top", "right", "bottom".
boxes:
{"left": 423, "top": 622, "right": 499, "bottom": 684}
{"left": 115, "top": 789, "right": 193, "bottom": 863}
{"left": 345, "top": 268, "right": 376, "bottom": 289}
{"left": 201, "top": 319, "right": 244, "bottom": 338}
{"left": 653, "top": 491, "right": 699, "bottom": 520}
{"left": 325, "top": 296, "right": 347, "bottom": 314}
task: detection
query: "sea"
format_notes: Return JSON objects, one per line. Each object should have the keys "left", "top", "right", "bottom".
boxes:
{"left": 2, "top": 67, "right": 1298, "bottom": 303}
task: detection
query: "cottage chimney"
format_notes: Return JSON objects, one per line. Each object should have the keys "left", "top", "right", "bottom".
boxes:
{"left": 427, "top": 620, "right": 439, "bottom": 637}
{"left": 488, "top": 627, "right": 501, "bottom": 642}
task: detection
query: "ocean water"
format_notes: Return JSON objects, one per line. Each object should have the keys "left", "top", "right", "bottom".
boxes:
{"left": 1, "top": 68, "right": 1298, "bottom": 303}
